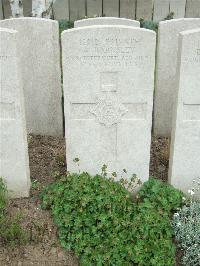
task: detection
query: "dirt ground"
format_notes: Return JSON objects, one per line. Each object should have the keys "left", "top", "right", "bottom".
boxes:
{"left": 0, "top": 134, "right": 179, "bottom": 266}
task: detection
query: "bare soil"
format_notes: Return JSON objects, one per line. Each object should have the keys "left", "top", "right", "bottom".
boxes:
{"left": 150, "top": 136, "right": 170, "bottom": 182}
{"left": 0, "top": 134, "right": 181, "bottom": 266}
{"left": 0, "top": 135, "right": 79, "bottom": 266}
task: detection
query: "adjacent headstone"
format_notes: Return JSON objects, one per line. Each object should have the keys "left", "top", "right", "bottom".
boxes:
{"left": 74, "top": 17, "right": 140, "bottom": 27}
{"left": 120, "top": 0, "right": 136, "bottom": 19}
{"left": 0, "top": 18, "right": 63, "bottom": 136}
{"left": 69, "top": 0, "right": 85, "bottom": 21}
{"left": 53, "top": 0, "right": 69, "bottom": 20}
{"left": 62, "top": 26, "right": 156, "bottom": 181}
{"left": 87, "top": 0, "right": 102, "bottom": 17}
{"left": 0, "top": 28, "right": 30, "bottom": 198}
{"left": 136, "top": 0, "right": 153, "bottom": 20}
{"left": 170, "top": 0, "right": 186, "bottom": 19}
{"left": 103, "top": 0, "right": 119, "bottom": 17}
{"left": 154, "top": 18, "right": 200, "bottom": 136}
{"left": 185, "top": 0, "right": 200, "bottom": 18}
{"left": 169, "top": 28, "right": 200, "bottom": 196}
{"left": 153, "top": 0, "right": 170, "bottom": 22}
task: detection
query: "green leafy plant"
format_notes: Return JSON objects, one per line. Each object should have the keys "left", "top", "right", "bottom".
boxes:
{"left": 0, "top": 212, "right": 27, "bottom": 246}
{"left": 140, "top": 12, "right": 175, "bottom": 32}
{"left": 41, "top": 171, "right": 183, "bottom": 265}
{"left": 0, "top": 177, "right": 7, "bottom": 216}
{"left": 0, "top": 177, "right": 27, "bottom": 246}
{"left": 140, "top": 19, "right": 158, "bottom": 32}
{"left": 31, "top": 179, "right": 41, "bottom": 190}
{"left": 132, "top": 202, "right": 176, "bottom": 266}
{"left": 137, "top": 178, "right": 184, "bottom": 212}
{"left": 58, "top": 19, "right": 74, "bottom": 34}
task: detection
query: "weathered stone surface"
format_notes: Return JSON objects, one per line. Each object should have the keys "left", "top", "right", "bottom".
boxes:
{"left": 120, "top": 0, "right": 136, "bottom": 19}
{"left": 74, "top": 17, "right": 140, "bottom": 27}
{"left": 153, "top": 0, "right": 170, "bottom": 22}
{"left": 185, "top": 0, "right": 200, "bottom": 18}
{"left": 103, "top": 0, "right": 119, "bottom": 17}
{"left": 0, "top": 18, "right": 63, "bottom": 136}
{"left": 154, "top": 18, "right": 200, "bottom": 136}
{"left": 169, "top": 28, "right": 200, "bottom": 196}
{"left": 87, "top": 0, "right": 102, "bottom": 17}
{"left": 69, "top": 0, "right": 85, "bottom": 20}
{"left": 136, "top": 0, "right": 153, "bottom": 20}
{"left": 53, "top": 0, "right": 69, "bottom": 20}
{"left": 170, "top": 0, "right": 186, "bottom": 18}
{"left": 0, "top": 28, "right": 30, "bottom": 198}
{"left": 62, "top": 25, "right": 156, "bottom": 182}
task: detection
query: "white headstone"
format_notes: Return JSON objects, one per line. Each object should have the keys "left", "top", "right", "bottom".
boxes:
{"left": 74, "top": 17, "right": 140, "bottom": 27}
{"left": 154, "top": 18, "right": 200, "bottom": 136}
{"left": 0, "top": 18, "right": 63, "bottom": 136}
{"left": 0, "top": 28, "right": 30, "bottom": 198}
{"left": 103, "top": 0, "right": 119, "bottom": 17}
{"left": 69, "top": 0, "right": 85, "bottom": 21}
{"left": 136, "top": 0, "right": 153, "bottom": 20}
{"left": 153, "top": 0, "right": 170, "bottom": 22}
{"left": 120, "top": 0, "right": 136, "bottom": 19}
{"left": 87, "top": 0, "right": 102, "bottom": 17}
{"left": 186, "top": 0, "right": 200, "bottom": 18}
{"left": 62, "top": 25, "right": 156, "bottom": 182}
{"left": 169, "top": 28, "right": 200, "bottom": 197}
{"left": 170, "top": 0, "right": 186, "bottom": 19}
{"left": 53, "top": 0, "right": 69, "bottom": 20}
